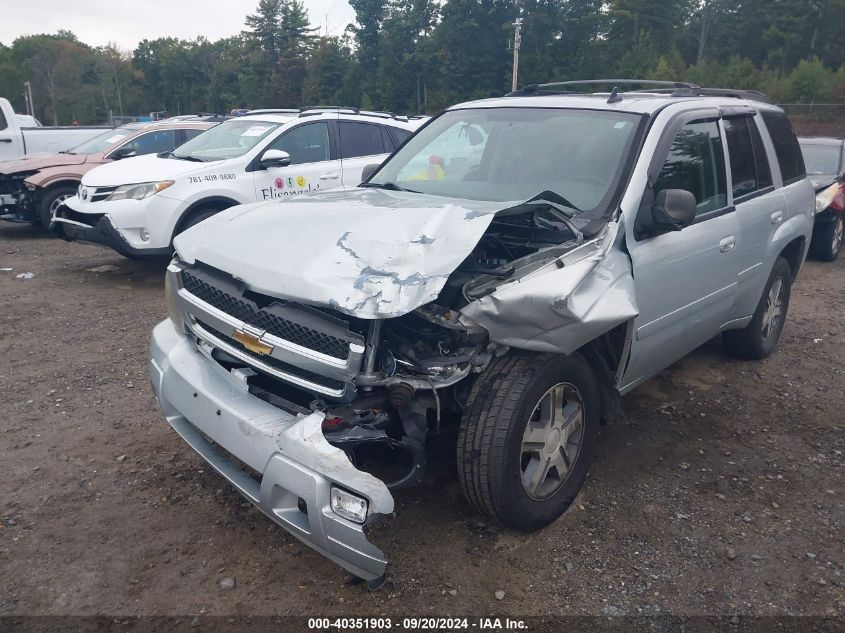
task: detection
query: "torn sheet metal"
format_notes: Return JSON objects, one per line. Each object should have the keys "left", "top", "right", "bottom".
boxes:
{"left": 460, "top": 223, "right": 639, "bottom": 355}
{"left": 174, "top": 188, "right": 509, "bottom": 319}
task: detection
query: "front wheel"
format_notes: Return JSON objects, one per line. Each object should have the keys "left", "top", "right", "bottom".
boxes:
{"left": 723, "top": 256, "right": 792, "bottom": 360}
{"left": 38, "top": 185, "right": 77, "bottom": 228}
{"left": 457, "top": 351, "right": 600, "bottom": 532}
{"left": 810, "top": 214, "right": 843, "bottom": 262}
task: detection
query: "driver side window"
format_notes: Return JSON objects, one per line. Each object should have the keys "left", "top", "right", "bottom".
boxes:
{"left": 267, "top": 122, "right": 330, "bottom": 165}
{"left": 654, "top": 120, "right": 727, "bottom": 216}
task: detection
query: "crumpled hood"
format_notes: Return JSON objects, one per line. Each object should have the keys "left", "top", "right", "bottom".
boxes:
{"left": 0, "top": 152, "right": 88, "bottom": 175}
{"left": 174, "top": 188, "right": 510, "bottom": 319}
{"left": 81, "top": 153, "right": 220, "bottom": 186}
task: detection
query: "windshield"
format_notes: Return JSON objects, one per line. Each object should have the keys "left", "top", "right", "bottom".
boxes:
{"left": 800, "top": 143, "right": 842, "bottom": 175}
{"left": 68, "top": 127, "right": 134, "bottom": 155}
{"left": 171, "top": 119, "right": 282, "bottom": 161}
{"left": 368, "top": 108, "right": 641, "bottom": 211}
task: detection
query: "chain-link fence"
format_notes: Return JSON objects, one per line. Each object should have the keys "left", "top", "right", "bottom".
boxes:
{"left": 779, "top": 104, "right": 845, "bottom": 137}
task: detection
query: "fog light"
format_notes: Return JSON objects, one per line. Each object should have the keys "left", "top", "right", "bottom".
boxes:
{"left": 330, "top": 486, "right": 368, "bottom": 523}
{"left": 140, "top": 229, "right": 151, "bottom": 242}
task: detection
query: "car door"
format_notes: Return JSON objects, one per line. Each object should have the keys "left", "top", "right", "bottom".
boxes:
{"left": 721, "top": 111, "right": 781, "bottom": 319}
{"left": 252, "top": 120, "right": 339, "bottom": 201}
{"left": 337, "top": 120, "right": 394, "bottom": 187}
{"left": 622, "top": 112, "right": 741, "bottom": 390}
{"left": 0, "top": 108, "right": 22, "bottom": 160}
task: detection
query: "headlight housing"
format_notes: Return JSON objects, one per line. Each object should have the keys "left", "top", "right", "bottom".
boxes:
{"left": 815, "top": 183, "right": 839, "bottom": 214}
{"left": 106, "top": 180, "right": 174, "bottom": 201}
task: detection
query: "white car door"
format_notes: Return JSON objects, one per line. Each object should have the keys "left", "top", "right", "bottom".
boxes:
{"left": 0, "top": 110, "right": 22, "bottom": 160}
{"left": 337, "top": 120, "right": 394, "bottom": 187}
{"left": 252, "top": 120, "right": 341, "bottom": 201}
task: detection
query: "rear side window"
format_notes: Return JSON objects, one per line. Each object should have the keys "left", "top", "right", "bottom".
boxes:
{"left": 761, "top": 111, "right": 805, "bottom": 185}
{"left": 387, "top": 126, "right": 412, "bottom": 148}
{"left": 338, "top": 122, "right": 387, "bottom": 158}
{"left": 724, "top": 117, "right": 773, "bottom": 199}
{"left": 0, "top": 108, "right": 7, "bottom": 131}
{"left": 654, "top": 120, "right": 727, "bottom": 216}
{"left": 181, "top": 128, "right": 206, "bottom": 143}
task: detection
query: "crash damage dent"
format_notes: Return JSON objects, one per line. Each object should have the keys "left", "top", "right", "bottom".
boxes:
{"left": 459, "top": 222, "right": 639, "bottom": 355}
{"left": 173, "top": 189, "right": 509, "bottom": 319}
{"left": 149, "top": 319, "right": 395, "bottom": 580}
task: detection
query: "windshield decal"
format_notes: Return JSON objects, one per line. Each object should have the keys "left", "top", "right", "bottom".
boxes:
{"left": 241, "top": 125, "right": 272, "bottom": 137}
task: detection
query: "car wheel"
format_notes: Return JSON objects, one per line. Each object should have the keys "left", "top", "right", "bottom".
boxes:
{"left": 810, "top": 215, "right": 843, "bottom": 262}
{"left": 723, "top": 256, "right": 792, "bottom": 360}
{"left": 457, "top": 351, "right": 600, "bottom": 532}
{"left": 38, "top": 185, "right": 77, "bottom": 228}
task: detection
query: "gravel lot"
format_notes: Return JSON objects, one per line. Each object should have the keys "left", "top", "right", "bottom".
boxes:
{"left": 1, "top": 223, "right": 843, "bottom": 619}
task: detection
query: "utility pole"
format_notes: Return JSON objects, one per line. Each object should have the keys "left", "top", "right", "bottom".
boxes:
{"left": 511, "top": 15, "right": 523, "bottom": 92}
{"left": 24, "top": 81, "right": 34, "bottom": 116}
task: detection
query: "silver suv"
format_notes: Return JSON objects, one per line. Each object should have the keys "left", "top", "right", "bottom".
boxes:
{"left": 148, "top": 80, "right": 814, "bottom": 583}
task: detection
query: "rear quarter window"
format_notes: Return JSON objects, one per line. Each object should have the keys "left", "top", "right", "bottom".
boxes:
{"left": 761, "top": 111, "right": 806, "bottom": 185}
{"left": 0, "top": 108, "right": 7, "bottom": 131}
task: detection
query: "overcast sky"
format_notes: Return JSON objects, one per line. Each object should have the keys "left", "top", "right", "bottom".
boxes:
{"left": 2, "top": 0, "right": 357, "bottom": 51}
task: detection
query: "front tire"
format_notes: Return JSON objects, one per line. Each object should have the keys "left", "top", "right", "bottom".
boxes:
{"left": 723, "top": 256, "right": 792, "bottom": 360}
{"left": 38, "top": 185, "right": 77, "bottom": 228}
{"left": 457, "top": 351, "right": 600, "bottom": 532}
{"left": 810, "top": 214, "right": 843, "bottom": 262}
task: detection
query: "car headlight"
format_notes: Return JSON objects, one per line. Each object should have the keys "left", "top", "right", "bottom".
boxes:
{"left": 106, "top": 180, "right": 174, "bottom": 201}
{"left": 815, "top": 183, "right": 839, "bottom": 214}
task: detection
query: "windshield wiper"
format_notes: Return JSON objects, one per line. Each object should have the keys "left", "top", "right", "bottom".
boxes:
{"left": 170, "top": 153, "right": 206, "bottom": 162}
{"left": 361, "top": 181, "right": 420, "bottom": 193}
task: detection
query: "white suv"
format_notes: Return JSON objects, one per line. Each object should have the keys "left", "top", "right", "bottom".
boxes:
{"left": 52, "top": 108, "right": 421, "bottom": 257}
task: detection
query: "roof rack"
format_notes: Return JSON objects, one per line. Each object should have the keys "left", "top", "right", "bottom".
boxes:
{"left": 245, "top": 108, "right": 300, "bottom": 116}
{"left": 507, "top": 79, "right": 771, "bottom": 104}
{"left": 297, "top": 106, "right": 409, "bottom": 122}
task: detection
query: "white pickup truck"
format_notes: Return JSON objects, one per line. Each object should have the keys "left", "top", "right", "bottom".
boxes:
{"left": 0, "top": 97, "right": 111, "bottom": 160}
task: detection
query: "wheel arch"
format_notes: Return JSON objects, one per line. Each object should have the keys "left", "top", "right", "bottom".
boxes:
{"left": 778, "top": 235, "right": 806, "bottom": 278}
{"left": 572, "top": 321, "right": 632, "bottom": 425}
{"left": 171, "top": 195, "right": 240, "bottom": 241}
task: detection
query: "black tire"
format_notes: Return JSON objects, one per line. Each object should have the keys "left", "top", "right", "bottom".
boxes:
{"left": 809, "top": 215, "right": 843, "bottom": 262}
{"left": 723, "top": 256, "right": 792, "bottom": 360}
{"left": 176, "top": 207, "right": 221, "bottom": 237}
{"left": 38, "top": 185, "right": 77, "bottom": 228}
{"left": 457, "top": 351, "right": 600, "bottom": 532}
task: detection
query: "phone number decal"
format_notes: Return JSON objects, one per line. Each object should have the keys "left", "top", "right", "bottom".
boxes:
{"left": 188, "top": 173, "right": 236, "bottom": 183}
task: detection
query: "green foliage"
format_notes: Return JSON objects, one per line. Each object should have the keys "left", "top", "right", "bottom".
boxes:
{"left": 1, "top": 0, "right": 844, "bottom": 124}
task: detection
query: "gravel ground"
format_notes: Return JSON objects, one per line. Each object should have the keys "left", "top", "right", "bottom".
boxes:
{"left": 0, "top": 223, "right": 843, "bottom": 618}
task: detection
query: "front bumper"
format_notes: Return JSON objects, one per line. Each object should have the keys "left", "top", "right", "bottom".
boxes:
{"left": 51, "top": 205, "right": 172, "bottom": 258}
{"left": 148, "top": 319, "right": 394, "bottom": 581}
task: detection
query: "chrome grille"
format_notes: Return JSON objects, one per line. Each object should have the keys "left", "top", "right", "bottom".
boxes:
{"left": 182, "top": 271, "right": 351, "bottom": 360}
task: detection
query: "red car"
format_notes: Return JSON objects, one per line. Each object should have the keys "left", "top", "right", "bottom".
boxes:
{"left": 799, "top": 136, "right": 845, "bottom": 261}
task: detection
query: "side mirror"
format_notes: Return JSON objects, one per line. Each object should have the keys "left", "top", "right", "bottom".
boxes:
{"left": 360, "top": 163, "right": 380, "bottom": 182}
{"left": 649, "top": 189, "right": 697, "bottom": 232}
{"left": 260, "top": 149, "right": 291, "bottom": 169}
{"left": 111, "top": 146, "right": 137, "bottom": 160}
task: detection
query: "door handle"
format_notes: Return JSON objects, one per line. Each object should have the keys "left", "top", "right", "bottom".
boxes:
{"left": 319, "top": 172, "right": 340, "bottom": 180}
{"left": 0, "top": 138, "right": 12, "bottom": 143}
{"left": 771, "top": 210, "right": 784, "bottom": 225}
{"left": 719, "top": 235, "right": 736, "bottom": 253}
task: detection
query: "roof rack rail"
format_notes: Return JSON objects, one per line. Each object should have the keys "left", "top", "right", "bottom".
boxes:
{"left": 297, "top": 106, "right": 409, "bottom": 121}
{"left": 245, "top": 108, "right": 300, "bottom": 115}
{"left": 507, "top": 79, "right": 772, "bottom": 104}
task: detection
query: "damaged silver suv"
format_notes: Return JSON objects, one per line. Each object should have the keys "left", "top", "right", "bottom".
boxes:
{"left": 148, "top": 81, "right": 814, "bottom": 583}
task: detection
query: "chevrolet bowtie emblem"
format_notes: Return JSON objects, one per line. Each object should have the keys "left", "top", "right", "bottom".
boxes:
{"left": 233, "top": 329, "right": 274, "bottom": 356}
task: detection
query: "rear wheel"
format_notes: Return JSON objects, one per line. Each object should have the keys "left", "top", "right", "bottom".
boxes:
{"left": 457, "top": 351, "right": 600, "bottom": 531}
{"left": 38, "top": 185, "right": 77, "bottom": 228}
{"left": 723, "top": 256, "right": 792, "bottom": 360}
{"left": 810, "top": 215, "right": 843, "bottom": 262}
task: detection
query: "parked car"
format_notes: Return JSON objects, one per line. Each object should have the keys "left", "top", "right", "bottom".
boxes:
{"left": 52, "top": 107, "right": 422, "bottom": 258}
{"left": 148, "top": 81, "right": 813, "bottom": 583}
{"left": 0, "top": 97, "right": 111, "bottom": 161}
{"left": 0, "top": 118, "right": 221, "bottom": 227}
{"left": 798, "top": 136, "right": 844, "bottom": 261}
